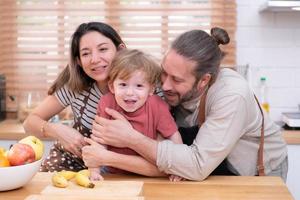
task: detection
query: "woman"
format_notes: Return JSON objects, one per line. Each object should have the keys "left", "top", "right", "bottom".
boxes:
{"left": 23, "top": 22, "right": 164, "bottom": 176}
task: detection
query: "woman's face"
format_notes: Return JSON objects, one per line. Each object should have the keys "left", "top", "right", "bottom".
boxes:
{"left": 78, "top": 31, "right": 118, "bottom": 86}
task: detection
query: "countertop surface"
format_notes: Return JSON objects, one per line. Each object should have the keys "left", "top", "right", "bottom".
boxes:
{"left": 0, "top": 172, "right": 294, "bottom": 200}
{"left": 0, "top": 119, "right": 51, "bottom": 140}
{"left": 1, "top": 119, "right": 300, "bottom": 144}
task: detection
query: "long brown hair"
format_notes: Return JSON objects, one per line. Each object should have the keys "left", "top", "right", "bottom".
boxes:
{"left": 48, "top": 22, "right": 125, "bottom": 94}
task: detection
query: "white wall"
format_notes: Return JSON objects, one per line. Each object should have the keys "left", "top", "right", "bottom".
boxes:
{"left": 236, "top": 0, "right": 300, "bottom": 121}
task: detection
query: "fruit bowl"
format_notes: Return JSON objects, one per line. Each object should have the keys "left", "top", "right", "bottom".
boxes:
{"left": 0, "top": 158, "right": 42, "bottom": 191}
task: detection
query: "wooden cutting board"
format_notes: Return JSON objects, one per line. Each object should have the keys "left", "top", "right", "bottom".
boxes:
{"left": 39, "top": 181, "right": 143, "bottom": 197}
{"left": 25, "top": 195, "right": 144, "bottom": 200}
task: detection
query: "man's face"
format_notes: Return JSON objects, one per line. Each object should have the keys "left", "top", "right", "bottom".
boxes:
{"left": 161, "top": 49, "right": 201, "bottom": 107}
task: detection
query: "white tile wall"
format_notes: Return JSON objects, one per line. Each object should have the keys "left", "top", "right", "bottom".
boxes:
{"left": 236, "top": 0, "right": 300, "bottom": 121}
{"left": 295, "top": 29, "right": 300, "bottom": 46}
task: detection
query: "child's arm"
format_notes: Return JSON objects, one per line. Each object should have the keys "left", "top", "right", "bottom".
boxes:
{"left": 89, "top": 167, "right": 104, "bottom": 181}
{"left": 82, "top": 137, "right": 166, "bottom": 177}
{"left": 88, "top": 135, "right": 106, "bottom": 181}
{"left": 168, "top": 130, "right": 183, "bottom": 144}
{"left": 87, "top": 97, "right": 109, "bottom": 181}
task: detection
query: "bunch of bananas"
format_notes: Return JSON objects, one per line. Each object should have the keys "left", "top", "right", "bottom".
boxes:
{"left": 52, "top": 169, "right": 95, "bottom": 188}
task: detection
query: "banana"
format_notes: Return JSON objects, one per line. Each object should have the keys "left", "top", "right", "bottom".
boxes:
{"left": 0, "top": 147, "right": 5, "bottom": 154}
{"left": 77, "top": 169, "right": 90, "bottom": 177}
{"left": 52, "top": 173, "right": 68, "bottom": 188}
{"left": 57, "top": 170, "right": 77, "bottom": 180}
{"left": 75, "top": 172, "right": 95, "bottom": 188}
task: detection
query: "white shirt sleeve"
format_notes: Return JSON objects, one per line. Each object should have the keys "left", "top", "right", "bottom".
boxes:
{"left": 157, "top": 94, "right": 248, "bottom": 180}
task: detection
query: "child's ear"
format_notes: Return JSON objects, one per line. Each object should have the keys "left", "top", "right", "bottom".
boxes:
{"left": 118, "top": 43, "right": 126, "bottom": 50}
{"left": 108, "top": 82, "right": 115, "bottom": 94}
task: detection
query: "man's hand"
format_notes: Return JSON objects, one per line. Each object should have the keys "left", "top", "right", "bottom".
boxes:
{"left": 92, "top": 108, "right": 158, "bottom": 165}
{"left": 91, "top": 108, "right": 135, "bottom": 148}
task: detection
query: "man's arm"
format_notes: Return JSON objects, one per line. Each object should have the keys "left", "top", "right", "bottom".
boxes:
{"left": 92, "top": 110, "right": 158, "bottom": 164}
{"left": 93, "top": 94, "right": 248, "bottom": 181}
{"left": 83, "top": 137, "right": 165, "bottom": 177}
{"left": 168, "top": 131, "right": 183, "bottom": 144}
{"left": 157, "top": 94, "right": 248, "bottom": 180}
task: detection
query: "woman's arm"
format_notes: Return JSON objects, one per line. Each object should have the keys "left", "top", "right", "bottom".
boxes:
{"left": 23, "top": 95, "right": 87, "bottom": 157}
{"left": 23, "top": 95, "right": 64, "bottom": 138}
{"left": 82, "top": 137, "right": 166, "bottom": 177}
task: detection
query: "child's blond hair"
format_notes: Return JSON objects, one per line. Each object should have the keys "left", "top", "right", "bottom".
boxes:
{"left": 108, "top": 49, "right": 161, "bottom": 87}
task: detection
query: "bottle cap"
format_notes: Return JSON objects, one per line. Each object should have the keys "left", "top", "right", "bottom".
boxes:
{"left": 260, "top": 77, "right": 266, "bottom": 81}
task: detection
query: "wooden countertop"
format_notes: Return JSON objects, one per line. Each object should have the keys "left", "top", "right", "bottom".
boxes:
{"left": 0, "top": 119, "right": 300, "bottom": 144}
{"left": 0, "top": 172, "right": 294, "bottom": 200}
{"left": 282, "top": 130, "right": 300, "bottom": 145}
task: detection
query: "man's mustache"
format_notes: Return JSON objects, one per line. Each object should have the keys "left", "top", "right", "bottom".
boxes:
{"left": 163, "top": 90, "right": 177, "bottom": 96}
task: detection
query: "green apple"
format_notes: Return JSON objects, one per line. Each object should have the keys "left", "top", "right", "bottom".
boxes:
{"left": 19, "top": 136, "right": 44, "bottom": 160}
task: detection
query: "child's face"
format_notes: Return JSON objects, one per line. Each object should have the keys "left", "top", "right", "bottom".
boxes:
{"left": 110, "top": 70, "right": 154, "bottom": 112}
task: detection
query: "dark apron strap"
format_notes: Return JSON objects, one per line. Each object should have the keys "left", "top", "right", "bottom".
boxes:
{"left": 254, "top": 95, "right": 265, "bottom": 176}
{"left": 73, "top": 88, "right": 92, "bottom": 133}
{"left": 65, "top": 87, "right": 93, "bottom": 167}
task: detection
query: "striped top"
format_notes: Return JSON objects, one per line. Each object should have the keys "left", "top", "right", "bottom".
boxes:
{"left": 55, "top": 82, "right": 103, "bottom": 130}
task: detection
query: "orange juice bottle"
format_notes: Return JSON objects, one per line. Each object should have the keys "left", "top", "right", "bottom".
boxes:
{"left": 259, "top": 77, "right": 270, "bottom": 113}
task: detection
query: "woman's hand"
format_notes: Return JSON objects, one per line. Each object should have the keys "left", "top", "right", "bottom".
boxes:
{"left": 91, "top": 108, "right": 135, "bottom": 148}
{"left": 82, "top": 137, "right": 110, "bottom": 168}
{"left": 51, "top": 123, "right": 87, "bottom": 157}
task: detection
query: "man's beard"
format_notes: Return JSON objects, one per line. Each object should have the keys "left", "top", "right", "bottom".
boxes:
{"left": 165, "top": 83, "right": 202, "bottom": 107}
{"left": 179, "top": 85, "right": 202, "bottom": 105}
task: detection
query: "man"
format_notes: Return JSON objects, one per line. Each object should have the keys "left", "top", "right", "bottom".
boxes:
{"left": 88, "top": 28, "right": 288, "bottom": 181}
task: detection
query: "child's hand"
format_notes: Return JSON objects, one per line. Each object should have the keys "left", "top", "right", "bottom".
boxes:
{"left": 169, "top": 174, "right": 185, "bottom": 182}
{"left": 89, "top": 168, "right": 104, "bottom": 181}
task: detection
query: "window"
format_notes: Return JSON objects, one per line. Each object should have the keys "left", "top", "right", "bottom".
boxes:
{"left": 0, "top": 0, "right": 236, "bottom": 112}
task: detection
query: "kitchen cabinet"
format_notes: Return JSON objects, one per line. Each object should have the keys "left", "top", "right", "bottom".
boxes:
{"left": 284, "top": 130, "right": 300, "bottom": 200}
{"left": 287, "top": 144, "right": 300, "bottom": 200}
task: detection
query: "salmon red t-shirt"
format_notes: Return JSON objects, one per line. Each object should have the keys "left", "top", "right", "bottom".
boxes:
{"left": 97, "top": 92, "right": 178, "bottom": 173}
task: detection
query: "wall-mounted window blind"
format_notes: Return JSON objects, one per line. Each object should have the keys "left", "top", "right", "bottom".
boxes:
{"left": 0, "top": 0, "right": 236, "bottom": 112}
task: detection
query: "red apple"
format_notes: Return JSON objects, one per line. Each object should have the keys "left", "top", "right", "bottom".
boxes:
{"left": 19, "top": 136, "right": 44, "bottom": 160}
{"left": 7, "top": 143, "right": 35, "bottom": 166}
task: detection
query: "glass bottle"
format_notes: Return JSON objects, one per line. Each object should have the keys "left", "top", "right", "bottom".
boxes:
{"left": 18, "top": 91, "right": 41, "bottom": 122}
{"left": 259, "top": 77, "right": 270, "bottom": 113}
